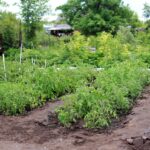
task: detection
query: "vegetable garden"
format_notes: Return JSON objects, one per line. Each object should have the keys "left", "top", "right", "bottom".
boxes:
{"left": 0, "top": 31, "right": 150, "bottom": 128}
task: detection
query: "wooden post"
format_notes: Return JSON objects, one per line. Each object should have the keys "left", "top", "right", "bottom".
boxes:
{"left": 31, "top": 57, "right": 34, "bottom": 64}
{"left": 19, "top": 20, "right": 23, "bottom": 64}
{"left": 2, "top": 53, "right": 7, "bottom": 81}
{"left": 31, "top": 58, "right": 35, "bottom": 65}
{"left": 34, "top": 59, "right": 35, "bottom": 65}
{"left": 45, "top": 59, "right": 47, "bottom": 68}
{"left": 20, "top": 43, "right": 23, "bottom": 64}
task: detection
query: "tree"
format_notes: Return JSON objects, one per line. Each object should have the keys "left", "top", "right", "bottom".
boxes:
{"left": 0, "top": 0, "right": 7, "bottom": 7}
{"left": 58, "top": 0, "right": 139, "bottom": 35}
{"left": 20, "top": 0, "right": 49, "bottom": 47}
{"left": 143, "top": 3, "right": 150, "bottom": 30}
{"left": 0, "top": 12, "right": 19, "bottom": 52}
{"left": 143, "top": 3, "right": 150, "bottom": 19}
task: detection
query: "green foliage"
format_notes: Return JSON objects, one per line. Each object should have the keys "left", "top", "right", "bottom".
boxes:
{"left": 20, "top": 0, "right": 49, "bottom": 47}
{"left": 116, "top": 26, "right": 136, "bottom": 44}
{"left": 136, "top": 30, "right": 150, "bottom": 45}
{"left": 0, "top": 60, "right": 33, "bottom": 82}
{"left": 35, "top": 30, "right": 50, "bottom": 49}
{"left": 0, "top": 0, "right": 8, "bottom": 9}
{"left": 57, "top": 62, "right": 150, "bottom": 128}
{"left": 0, "top": 82, "right": 39, "bottom": 115}
{"left": 54, "top": 32, "right": 146, "bottom": 67}
{"left": 66, "top": 32, "right": 150, "bottom": 67}
{"left": 58, "top": 0, "right": 140, "bottom": 35}
{"left": 58, "top": 32, "right": 89, "bottom": 65}
{"left": 4, "top": 48, "right": 20, "bottom": 60}
{"left": 143, "top": 3, "right": 150, "bottom": 30}
{"left": 0, "top": 59, "right": 96, "bottom": 115}
{"left": 0, "top": 12, "right": 19, "bottom": 51}
{"left": 0, "top": 26, "right": 150, "bottom": 130}
{"left": 30, "top": 66, "right": 96, "bottom": 98}
{"left": 3, "top": 31, "right": 150, "bottom": 68}
{"left": 143, "top": 3, "right": 150, "bottom": 19}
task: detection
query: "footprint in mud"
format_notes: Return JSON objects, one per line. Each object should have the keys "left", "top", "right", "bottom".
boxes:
{"left": 72, "top": 135, "right": 94, "bottom": 146}
{"left": 72, "top": 135, "right": 87, "bottom": 146}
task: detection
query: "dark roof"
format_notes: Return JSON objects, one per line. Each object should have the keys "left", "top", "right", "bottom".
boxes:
{"left": 48, "top": 24, "right": 72, "bottom": 31}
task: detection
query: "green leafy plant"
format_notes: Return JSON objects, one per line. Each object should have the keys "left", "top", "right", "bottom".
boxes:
{"left": 57, "top": 61, "right": 150, "bottom": 128}
{"left": 0, "top": 82, "right": 39, "bottom": 115}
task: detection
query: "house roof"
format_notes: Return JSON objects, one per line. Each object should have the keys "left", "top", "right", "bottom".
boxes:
{"left": 48, "top": 24, "right": 72, "bottom": 31}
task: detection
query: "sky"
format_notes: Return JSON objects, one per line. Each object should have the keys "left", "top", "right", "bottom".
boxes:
{"left": 2, "top": 0, "right": 150, "bottom": 21}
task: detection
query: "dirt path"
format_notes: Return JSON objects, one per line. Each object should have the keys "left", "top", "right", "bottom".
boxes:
{"left": 0, "top": 86, "right": 150, "bottom": 150}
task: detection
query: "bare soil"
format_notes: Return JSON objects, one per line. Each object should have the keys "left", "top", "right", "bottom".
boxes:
{"left": 0, "top": 86, "right": 150, "bottom": 150}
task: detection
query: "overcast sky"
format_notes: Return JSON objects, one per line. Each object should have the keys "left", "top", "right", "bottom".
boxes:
{"left": 2, "top": 0, "right": 150, "bottom": 21}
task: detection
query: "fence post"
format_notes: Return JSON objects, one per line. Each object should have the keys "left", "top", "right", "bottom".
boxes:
{"left": 45, "top": 59, "right": 47, "bottom": 68}
{"left": 2, "top": 53, "right": 7, "bottom": 81}
{"left": 20, "top": 43, "right": 23, "bottom": 64}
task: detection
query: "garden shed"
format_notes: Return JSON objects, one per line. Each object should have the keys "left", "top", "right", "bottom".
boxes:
{"left": 48, "top": 24, "right": 73, "bottom": 36}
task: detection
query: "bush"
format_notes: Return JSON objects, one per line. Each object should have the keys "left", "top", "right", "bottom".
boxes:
{"left": 116, "top": 26, "right": 136, "bottom": 44}
{"left": 32, "top": 66, "right": 97, "bottom": 99}
{"left": 0, "top": 61, "right": 37, "bottom": 82}
{"left": 0, "top": 61, "right": 97, "bottom": 116}
{"left": 0, "top": 82, "right": 39, "bottom": 115}
{"left": 0, "top": 12, "right": 19, "bottom": 51}
{"left": 4, "top": 48, "right": 20, "bottom": 61}
{"left": 57, "top": 61, "right": 150, "bottom": 128}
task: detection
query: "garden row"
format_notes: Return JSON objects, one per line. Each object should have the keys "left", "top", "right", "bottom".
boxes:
{"left": 57, "top": 61, "right": 150, "bottom": 128}
{"left": 0, "top": 62, "right": 96, "bottom": 115}
{"left": 0, "top": 60, "right": 150, "bottom": 128}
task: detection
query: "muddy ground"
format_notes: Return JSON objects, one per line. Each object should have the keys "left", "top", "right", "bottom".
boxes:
{"left": 0, "top": 86, "right": 150, "bottom": 150}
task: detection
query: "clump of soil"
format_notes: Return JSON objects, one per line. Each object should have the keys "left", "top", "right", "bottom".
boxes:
{"left": 126, "top": 133, "right": 150, "bottom": 150}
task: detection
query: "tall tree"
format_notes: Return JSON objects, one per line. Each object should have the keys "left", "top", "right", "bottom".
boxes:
{"left": 58, "top": 0, "right": 139, "bottom": 35}
{"left": 143, "top": 3, "right": 150, "bottom": 19}
{"left": 0, "top": 0, "right": 8, "bottom": 12}
{"left": 20, "top": 0, "right": 49, "bottom": 47}
{"left": 0, "top": 0, "right": 7, "bottom": 7}
{"left": 0, "top": 12, "right": 19, "bottom": 52}
{"left": 143, "top": 3, "right": 150, "bottom": 30}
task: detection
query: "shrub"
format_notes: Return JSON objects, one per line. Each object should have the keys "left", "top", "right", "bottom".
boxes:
{"left": 57, "top": 61, "right": 150, "bottom": 128}
{"left": 32, "top": 66, "right": 97, "bottom": 99}
{"left": 0, "top": 12, "right": 19, "bottom": 51}
{"left": 0, "top": 82, "right": 40, "bottom": 115}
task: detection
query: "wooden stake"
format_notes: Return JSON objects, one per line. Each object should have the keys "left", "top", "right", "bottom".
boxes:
{"left": 45, "top": 59, "right": 47, "bottom": 68}
{"left": 31, "top": 57, "right": 34, "bottom": 64}
{"left": 20, "top": 43, "right": 23, "bottom": 64}
{"left": 2, "top": 53, "right": 7, "bottom": 81}
{"left": 19, "top": 20, "right": 23, "bottom": 64}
